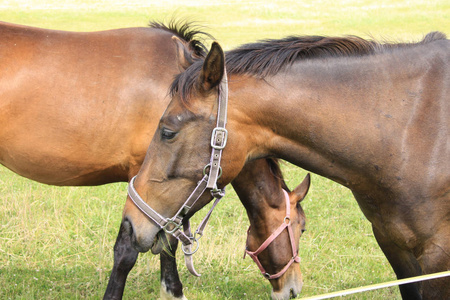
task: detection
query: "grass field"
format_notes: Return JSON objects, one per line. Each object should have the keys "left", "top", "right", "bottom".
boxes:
{"left": 0, "top": 1, "right": 448, "bottom": 299}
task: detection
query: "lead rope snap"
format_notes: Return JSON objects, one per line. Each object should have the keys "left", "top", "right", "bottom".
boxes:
{"left": 182, "top": 237, "right": 200, "bottom": 255}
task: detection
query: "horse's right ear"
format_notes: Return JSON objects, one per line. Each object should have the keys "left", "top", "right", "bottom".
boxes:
{"left": 172, "top": 36, "right": 194, "bottom": 71}
{"left": 198, "top": 41, "right": 225, "bottom": 93}
{"left": 291, "top": 173, "right": 311, "bottom": 204}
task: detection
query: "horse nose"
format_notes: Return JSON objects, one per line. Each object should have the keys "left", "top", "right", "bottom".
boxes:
{"left": 122, "top": 217, "right": 133, "bottom": 237}
{"left": 290, "top": 287, "right": 299, "bottom": 298}
{"left": 122, "top": 218, "right": 136, "bottom": 247}
{"left": 121, "top": 209, "right": 161, "bottom": 253}
{"left": 270, "top": 265, "right": 303, "bottom": 300}
{"left": 271, "top": 283, "right": 302, "bottom": 300}
{"left": 121, "top": 217, "right": 140, "bottom": 250}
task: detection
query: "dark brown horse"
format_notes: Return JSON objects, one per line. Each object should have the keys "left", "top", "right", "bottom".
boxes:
{"left": 123, "top": 32, "right": 449, "bottom": 299}
{"left": 0, "top": 20, "right": 309, "bottom": 299}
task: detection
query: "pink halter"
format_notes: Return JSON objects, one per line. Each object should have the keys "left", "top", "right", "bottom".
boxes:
{"left": 244, "top": 190, "right": 301, "bottom": 280}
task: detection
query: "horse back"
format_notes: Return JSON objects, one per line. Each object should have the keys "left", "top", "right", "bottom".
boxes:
{"left": 0, "top": 22, "right": 178, "bottom": 185}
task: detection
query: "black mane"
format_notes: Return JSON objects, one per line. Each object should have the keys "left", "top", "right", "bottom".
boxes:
{"left": 149, "top": 19, "right": 213, "bottom": 58}
{"left": 170, "top": 31, "right": 447, "bottom": 103}
{"left": 227, "top": 31, "right": 446, "bottom": 78}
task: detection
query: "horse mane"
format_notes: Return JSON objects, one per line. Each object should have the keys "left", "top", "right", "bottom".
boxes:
{"left": 266, "top": 158, "right": 290, "bottom": 193}
{"left": 149, "top": 19, "right": 213, "bottom": 58}
{"left": 170, "top": 31, "right": 447, "bottom": 103}
{"left": 227, "top": 31, "right": 447, "bottom": 78}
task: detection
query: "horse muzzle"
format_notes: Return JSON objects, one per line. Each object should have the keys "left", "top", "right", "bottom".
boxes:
{"left": 122, "top": 216, "right": 160, "bottom": 254}
{"left": 270, "top": 264, "right": 303, "bottom": 300}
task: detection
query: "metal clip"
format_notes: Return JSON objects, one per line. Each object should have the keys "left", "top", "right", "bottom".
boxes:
{"left": 162, "top": 219, "right": 182, "bottom": 234}
{"left": 203, "top": 164, "right": 222, "bottom": 178}
{"left": 182, "top": 236, "right": 200, "bottom": 255}
{"left": 211, "top": 187, "right": 225, "bottom": 198}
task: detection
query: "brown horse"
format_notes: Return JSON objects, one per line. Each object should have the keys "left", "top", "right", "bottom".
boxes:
{"left": 0, "top": 20, "right": 308, "bottom": 299}
{"left": 0, "top": 19, "right": 200, "bottom": 299}
{"left": 123, "top": 32, "right": 449, "bottom": 299}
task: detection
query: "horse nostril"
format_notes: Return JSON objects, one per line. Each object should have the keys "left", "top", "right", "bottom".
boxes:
{"left": 290, "top": 288, "right": 297, "bottom": 298}
{"left": 122, "top": 218, "right": 134, "bottom": 237}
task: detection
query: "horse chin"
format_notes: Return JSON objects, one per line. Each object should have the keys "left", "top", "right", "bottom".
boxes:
{"left": 126, "top": 220, "right": 159, "bottom": 253}
{"left": 130, "top": 233, "right": 152, "bottom": 253}
{"left": 151, "top": 233, "right": 165, "bottom": 254}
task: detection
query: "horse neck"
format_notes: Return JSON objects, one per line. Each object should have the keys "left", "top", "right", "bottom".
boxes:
{"left": 229, "top": 75, "right": 366, "bottom": 189}
{"left": 228, "top": 47, "right": 447, "bottom": 192}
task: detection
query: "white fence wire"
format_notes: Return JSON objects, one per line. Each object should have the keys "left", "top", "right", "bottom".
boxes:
{"left": 300, "top": 270, "right": 450, "bottom": 300}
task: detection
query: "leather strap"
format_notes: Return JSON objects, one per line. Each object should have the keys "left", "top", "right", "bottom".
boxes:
{"left": 206, "top": 67, "right": 228, "bottom": 192}
{"left": 183, "top": 220, "right": 201, "bottom": 276}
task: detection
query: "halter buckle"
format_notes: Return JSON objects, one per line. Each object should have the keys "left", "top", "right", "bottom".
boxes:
{"left": 210, "top": 127, "right": 228, "bottom": 150}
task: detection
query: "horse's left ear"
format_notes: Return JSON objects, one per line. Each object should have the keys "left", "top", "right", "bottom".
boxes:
{"left": 198, "top": 41, "right": 225, "bottom": 92}
{"left": 291, "top": 173, "right": 311, "bottom": 204}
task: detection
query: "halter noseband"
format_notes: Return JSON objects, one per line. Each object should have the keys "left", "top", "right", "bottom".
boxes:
{"left": 127, "top": 68, "right": 229, "bottom": 276}
{"left": 244, "top": 189, "right": 301, "bottom": 280}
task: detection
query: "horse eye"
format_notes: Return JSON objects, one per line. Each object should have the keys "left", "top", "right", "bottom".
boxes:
{"left": 161, "top": 128, "right": 177, "bottom": 140}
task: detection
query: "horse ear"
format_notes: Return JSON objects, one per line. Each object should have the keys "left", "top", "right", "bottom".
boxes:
{"left": 198, "top": 41, "right": 225, "bottom": 92}
{"left": 291, "top": 173, "right": 311, "bottom": 204}
{"left": 172, "top": 36, "right": 195, "bottom": 71}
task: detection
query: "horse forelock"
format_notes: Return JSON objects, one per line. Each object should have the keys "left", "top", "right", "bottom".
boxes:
{"left": 149, "top": 19, "right": 213, "bottom": 58}
{"left": 169, "top": 60, "right": 204, "bottom": 107}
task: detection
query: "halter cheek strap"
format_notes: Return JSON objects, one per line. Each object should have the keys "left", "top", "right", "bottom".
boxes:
{"left": 244, "top": 190, "right": 301, "bottom": 280}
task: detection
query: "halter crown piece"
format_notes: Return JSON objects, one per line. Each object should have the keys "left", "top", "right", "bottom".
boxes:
{"left": 127, "top": 67, "right": 229, "bottom": 277}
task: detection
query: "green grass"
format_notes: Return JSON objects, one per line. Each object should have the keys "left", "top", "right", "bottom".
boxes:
{"left": 0, "top": 1, "right": 448, "bottom": 299}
